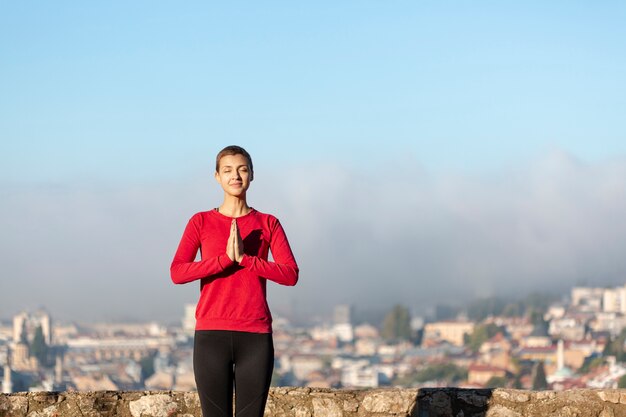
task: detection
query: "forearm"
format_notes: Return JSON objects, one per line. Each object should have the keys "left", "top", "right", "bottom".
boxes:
{"left": 239, "top": 255, "right": 299, "bottom": 286}
{"left": 238, "top": 218, "right": 299, "bottom": 286}
{"left": 170, "top": 255, "right": 235, "bottom": 284}
{"left": 171, "top": 214, "right": 235, "bottom": 285}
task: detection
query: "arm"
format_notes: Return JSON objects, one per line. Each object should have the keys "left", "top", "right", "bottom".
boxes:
{"left": 170, "top": 215, "right": 235, "bottom": 285}
{"left": 238, "top": 218, "right": 299, "bottom": 286}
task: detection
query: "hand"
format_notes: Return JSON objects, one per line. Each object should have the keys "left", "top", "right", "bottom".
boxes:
{"left": 226, "top": 219, "right": 236, "bottom": 262}
{"left": 226, "top": 219, "right": 244, "bottom": 263}
{"left": 233, "top": 219, "right": 244, "bottom": 263}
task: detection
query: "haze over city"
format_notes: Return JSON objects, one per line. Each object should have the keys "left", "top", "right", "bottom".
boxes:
{"left": 2, "top": 2, "right": 626, "bottom": 323}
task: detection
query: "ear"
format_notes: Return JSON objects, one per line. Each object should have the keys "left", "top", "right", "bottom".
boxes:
{"left": 214, "top": 171, "right": 220, "bottom": 183}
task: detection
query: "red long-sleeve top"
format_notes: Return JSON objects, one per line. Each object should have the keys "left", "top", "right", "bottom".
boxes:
{"left": 170, "top": 208, "right": 298, "bottom": 333}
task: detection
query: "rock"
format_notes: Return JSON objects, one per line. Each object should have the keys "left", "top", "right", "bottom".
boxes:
{"left": 312, "top": 398, "right": 342, "bottom": 417}
{"left": 5, "top": 388, "right": 626, "bottom": 417}
{"left": 362, "top": 392, "right": 392, "bottom": 413}
{"left": 598, "top": 391, "right": 620, "bottom": 404}
{"left": 493, "top": 390, "right": 530, "bottom": 403}
{"left": 26, "top": 404, "right": 61, "bottom": 417}
{"left": 457, "top": 391, "right": 487, "bottom": 408}
{"left": 485, "top": 404, "right": 522, "bottom": 417}
{"left": 30, "top": 393, "right": 58, "bottom": 406}
{"left": 343, "top": 400, "right": 359, "bottom": 412}
{"left": 78, "top": 392, "right": 119, "bottom": 417}
{"left": 290, "top": 388, "right": 312, "bottom": 396}
{"left": 362, "top": 391, "right": 412, "bottom": 414}
{"left": 398, "top": 389, "right": 419, "bottom": 413}
{"left": 554, "top": 405, "right": 583, "bottom": 417}
{"left": 534, "top": 391, "right": 556, "bottom": 400}
{"left": 599, "top": 407, "right": 615, "bottom": 417}
{"left": 182, "top": 392, "right": 200, "bottom": 411}
{"left": 129, "top": 394, "right": 178, "bottom": 417}
{"left": 0, "top": 394, "right": 28, "bottom": 416}
{"left": 273, "top": 388, "right": 291, "bottom": 396}
{"left": 295, "top": 405, "right": 312, "bottom": 417}
{"left": 428, "top": 391, "right": 452, "bottom": 417}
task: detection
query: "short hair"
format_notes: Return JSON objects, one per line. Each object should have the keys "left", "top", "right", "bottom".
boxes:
{"left": 215, "top": 145, "right": 254, "bottom": 180}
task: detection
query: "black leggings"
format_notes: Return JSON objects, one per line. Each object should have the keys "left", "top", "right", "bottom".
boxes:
{"left": 193, "top": 330, "right": 274, "bottom": 417}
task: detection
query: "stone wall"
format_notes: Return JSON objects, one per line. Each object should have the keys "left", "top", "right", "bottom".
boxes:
{"left": 2, "top": 388, "right": 626, "bottom": 417}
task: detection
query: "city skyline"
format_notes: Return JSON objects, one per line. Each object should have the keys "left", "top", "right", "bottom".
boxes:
{"left": 4, "top": 281, "right": 626, "bottom": 392}
{"left": 2, "top": 2, "right": 626, "bottom": 322}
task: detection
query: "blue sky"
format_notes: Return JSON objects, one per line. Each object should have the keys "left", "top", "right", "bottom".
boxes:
{"left": 2, "top": 2, "right": 626, "bottom": 322}
{"left": 2, "top": 1, "right": 625, "bottom": 183}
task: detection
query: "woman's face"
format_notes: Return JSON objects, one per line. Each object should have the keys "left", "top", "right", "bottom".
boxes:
{"left": 215, "top": 153, "right": 252, "bottom": 197}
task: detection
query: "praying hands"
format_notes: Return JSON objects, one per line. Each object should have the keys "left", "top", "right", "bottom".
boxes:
{"left": 226, "top": 219, "right": 244, "bottom": 263}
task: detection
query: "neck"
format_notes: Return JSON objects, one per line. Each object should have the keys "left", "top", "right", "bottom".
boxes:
{"left": 218, "top": 195, "right": 250, "bottom": 218}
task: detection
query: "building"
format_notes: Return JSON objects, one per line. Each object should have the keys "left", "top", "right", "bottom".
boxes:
{"left": 182, "top": 304, "right": 196, "bottom": 336}
{"left": 2, "top": 357, "right": 12, "bottom": 393}
{"left": 12, "top": 311, "right": 52, "bottom": 345}
{"left": 290, "top": 355, "right": 325, "bottom": 381}
{"left": 354, "top": 324, "right": 379, "bottom": 339}
{"left": 517, "top": 346, "right": 557, "bottom": 367}
{"left": 467, "top": 363, "right": 508, "bottom": 386}
{"left": 599, "top": 285, "right": 626, "bottom": 314}
{"left": 422, "top": 321, "right": 475, "bottom": 347}
{"left": 334, "top": 305, "right": 353, "bottom": 325}
{"left": 333, "top": 323, "right": 354, "bottom": 343}
{"left": 341, "top": 365, "right": 379, "bottom": 388}
{"left": 10, "top": 343, "right": 38, "bottom": 372}
{"left": 521, "top": 322, "right": 552, "bottom": 348}
{"left": 590, "top": 312, "right": 626, "bottom": 337}
{"left": 548, "top": 317, "right": 586, "bottom": 341}
{"left": 332, "top": 305, "right": 354, "bottom": 342}
{"left": 571, "top": 287, "right": 604, "bottom": 312}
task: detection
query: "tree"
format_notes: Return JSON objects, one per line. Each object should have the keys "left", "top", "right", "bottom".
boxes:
{"left": 18, "top": 322, "right": 29, "bottom": 344}
{"left": 578, "top": 356, "right": 604, "bottom": 374}
{"left": 528, "top": 308, "right": 546, "bottom": 327}
{"left": 417, "top": 363, "right": 467, "bottom": 383}
{"left": 434, "top": 304, "right": 459, "bottom": 321}
{"left": 466, "top": 297, "right": 507, "bottom": 321}
{"left": 486, "top": 376, "right": 507, "bottom": 388}
{"left": 524, "top": 292, "right": 554, "bottom": 312}
{"left": 381, "top": 305, "right": 411, "bottom": 341}
{"left": 465, "top": 324, "right": 502, "bottom": 353}
{"left": 140, "top": 353, "right": 156, "bottom": 381}
{"left": 394, "top": 363, "right": 468, "bottom": 386}
{"left": 30, "top": 326, "right": 49, "bottom": 367}
{"left": 501, "top": 302, "right": 523, "bottom": 318}
{"left": 531, "top": 361, "right": 548, "bottom": 390}
{"left": 603, "top": 328, "right": 626, "bottom": 362}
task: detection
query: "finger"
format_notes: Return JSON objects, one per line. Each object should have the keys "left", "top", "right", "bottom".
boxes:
{"left": 230, "top": 222, "right": 236, "bottom": 241}
{"left": 237, "top": 234, "right": 243, "bottom": 253}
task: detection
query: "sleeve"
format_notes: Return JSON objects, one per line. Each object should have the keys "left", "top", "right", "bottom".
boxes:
{"left": 170, "top": 214, "right": 236, "bottom": 284}
{"left": 238, "top": 218, "right": 299, "bottom": 286}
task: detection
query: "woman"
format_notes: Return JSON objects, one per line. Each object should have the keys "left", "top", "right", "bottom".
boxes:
{"left": 170, "top": 145, "right": 299, "bottom": 417}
